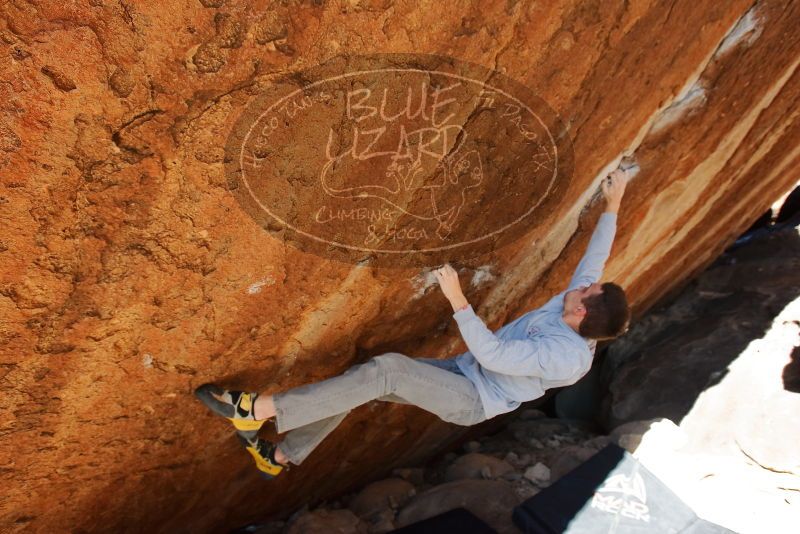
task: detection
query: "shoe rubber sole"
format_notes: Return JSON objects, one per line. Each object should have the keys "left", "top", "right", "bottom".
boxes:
{"left": 194, "top": 383, "right": 268, "bottom": 440}
{"left": 237, "top": 433, "right": 284, "bottom": 479}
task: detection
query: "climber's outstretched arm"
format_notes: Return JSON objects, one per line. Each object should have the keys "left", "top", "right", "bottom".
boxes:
{"left": 566, "top": 168, "right": 628, "bottom": 291}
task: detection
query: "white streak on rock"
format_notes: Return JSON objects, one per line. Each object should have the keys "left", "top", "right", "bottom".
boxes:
{"left": 410, "top": 269, "right": 440, "bottom": 300}
{"left": 471, "top": 265, "right": 496, "bottom": 288}
{"left": 610, "top": 5, "right": 765, "bottom": 179}
{"left": 247, "top": 275, "right": 276, "bottom": 295}
{"left": 714, "top": 6, "right": 763, "bottom": 59}
{"left": 649, "top": 81, "right": 707, "bottom": 135}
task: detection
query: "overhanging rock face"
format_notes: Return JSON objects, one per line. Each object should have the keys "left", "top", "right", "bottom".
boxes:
{"left": 1, "top": 1, "right": 799, "bottom": 532}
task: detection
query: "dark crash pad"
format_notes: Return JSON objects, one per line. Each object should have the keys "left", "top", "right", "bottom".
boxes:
{"left": 512, "top": 444, "right": 734, "bottom": 533}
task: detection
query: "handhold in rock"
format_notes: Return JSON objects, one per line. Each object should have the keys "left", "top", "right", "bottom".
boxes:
{"left": 41, "top": 65, "right": 76, "bottom": 92}
{"left": 619, "top": 157, "right": 640, "bottom": 178}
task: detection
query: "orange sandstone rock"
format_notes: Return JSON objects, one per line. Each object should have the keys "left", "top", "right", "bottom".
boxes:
{"left": 0, "top": 1, "right": 799, "bottom": 532}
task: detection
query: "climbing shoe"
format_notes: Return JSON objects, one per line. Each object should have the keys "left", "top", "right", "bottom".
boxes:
{"left": 194, "top": 383, "right": 273, "bottom": 439}
{"left": 238, "top": 434, "right": 287, "bottom": 479}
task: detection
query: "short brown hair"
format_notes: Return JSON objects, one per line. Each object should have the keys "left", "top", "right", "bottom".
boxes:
{"left": 578, "top": 282, "right": 630, "bottom": 340}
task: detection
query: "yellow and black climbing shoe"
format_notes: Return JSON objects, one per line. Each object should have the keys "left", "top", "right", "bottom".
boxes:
{"left": 194, "top": 383, "right": 273, "bottom": 439}
{"left": 238, "top": 434, "right": 287, "bottom": 480}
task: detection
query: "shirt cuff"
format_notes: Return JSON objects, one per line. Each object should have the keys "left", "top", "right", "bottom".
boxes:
{"left": 453, "top": 303, "right": 477, "bottom": 322}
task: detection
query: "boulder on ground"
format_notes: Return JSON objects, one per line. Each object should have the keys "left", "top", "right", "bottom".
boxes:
{"left": 519, "top": 408, "right": 547, "bottom": 420}
{"left": 396, "top": 479, "right": 521, "bottom": 533}
{"left": 286, "top": 509, "right": 368, "bottom": 534}
{"left": 391, "top": 467, "right": 425, "bottom": 486}
{"left": 463, "top": 440, "right": 482, "bottom": 453}
{"left": 549, "top": 445, "right": 597, "bottom": 480}
{"left": 582, "top": 435, "right": 613, "bottom": 451}
{"left": 508, "top": 419, "right": 570, "bottom": 442}
{"left": 348, "top": 478, "right": 415, "bottom": 519}
{"left": 444, "top": 453, "right": 515, "bottom": 481}
{"left": 610, "top": 418, "right": 686, "bottom": 455}
{"left": 504, "top": 451, "right": 532, "bottom": 469}
{"left": 523, "top": 462, "right": 551, "bottom": 485}
{"left": 528, "top": 438, "right": 545, "bottom": 449}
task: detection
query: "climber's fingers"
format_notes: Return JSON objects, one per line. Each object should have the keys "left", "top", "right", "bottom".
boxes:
{"left": 602, "top": 170, "right": 628, "bottom": 203}
{"left": 433, "top": 263, "right": 458, "bottom": 282}
{"left": 433, "top": 264, "right": 463, "bottom": 299}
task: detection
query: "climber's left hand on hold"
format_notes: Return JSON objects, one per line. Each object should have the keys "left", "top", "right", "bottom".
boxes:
{"left": 433, "top": 263, "right": 464, "bottom": 302}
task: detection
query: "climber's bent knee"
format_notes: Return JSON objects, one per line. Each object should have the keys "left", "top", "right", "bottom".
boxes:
{"left": 371, "top": 352, "right": 410, "bottom": 372}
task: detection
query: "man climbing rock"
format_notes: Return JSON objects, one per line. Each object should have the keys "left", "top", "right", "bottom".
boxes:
{"left": 195, "top": 168, "right": 632, "bottom": 479}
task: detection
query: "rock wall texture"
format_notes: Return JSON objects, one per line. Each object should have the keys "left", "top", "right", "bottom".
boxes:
{"left": 1, "top": 1, "right": 800, "bottom": 532}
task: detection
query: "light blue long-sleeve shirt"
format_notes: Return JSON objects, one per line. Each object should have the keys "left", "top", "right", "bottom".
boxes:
{"left": 453, "top": 212, "right": 618, "bottom": 419}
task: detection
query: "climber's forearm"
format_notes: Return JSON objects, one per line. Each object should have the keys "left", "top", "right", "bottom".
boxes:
{"left": 604, "top": 199, "right": 620, "bottom": 214}
{"left": 448, "top": 292, "right": 469, "bottom": 313}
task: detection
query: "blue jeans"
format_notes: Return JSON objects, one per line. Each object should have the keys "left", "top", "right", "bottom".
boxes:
{"left": 272, "top": 353, "right": 486, "bottom": 465}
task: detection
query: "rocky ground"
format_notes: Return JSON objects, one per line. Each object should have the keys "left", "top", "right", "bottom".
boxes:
{"left": 240, "top": 412, "right": 708, "bottom": 534}
{"left": 240, "top": 409, "right": 622, "bottom": 533}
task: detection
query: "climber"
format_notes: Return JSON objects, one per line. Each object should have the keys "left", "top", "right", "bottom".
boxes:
{"left": 195, "top": 168, "right": 632, "bottom": 479}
